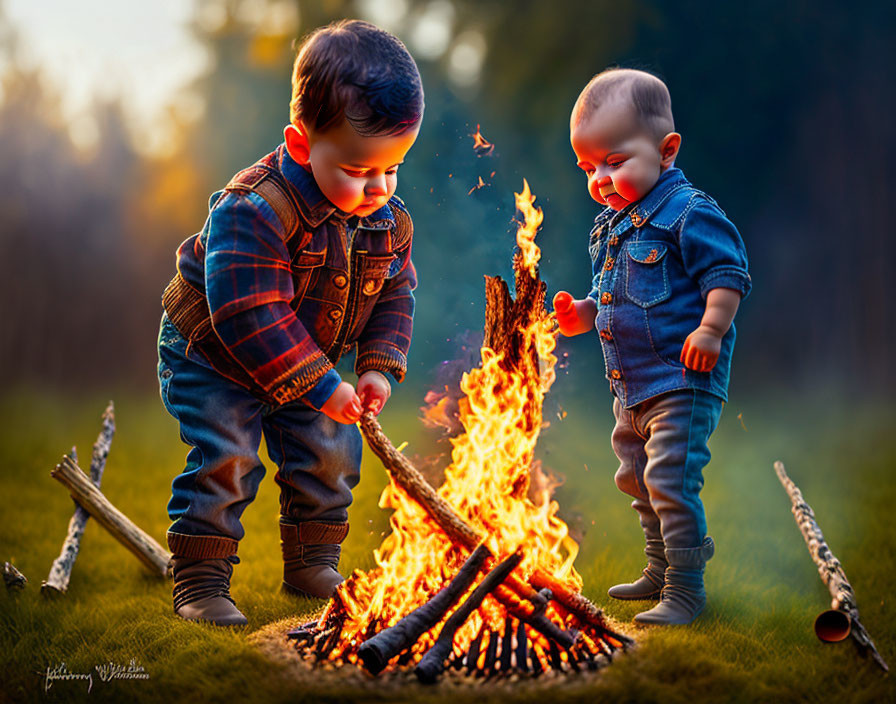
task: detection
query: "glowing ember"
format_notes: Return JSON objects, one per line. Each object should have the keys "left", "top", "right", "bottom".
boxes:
{"left": 320, "top": 183, "right": 584, "bottom": 669}
{"left": 467, "top": 175, "right": 488, "bottom": 195}
{"left": 471, "top": 124, "right": 495, "bottom": 157}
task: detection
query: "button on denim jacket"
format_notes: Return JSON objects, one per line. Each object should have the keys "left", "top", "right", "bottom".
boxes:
{"left": 586, "top": 167, "right": 751, "bottom": 408}
{"left": 171, "top": 144, "right": 416, "bottom": 408}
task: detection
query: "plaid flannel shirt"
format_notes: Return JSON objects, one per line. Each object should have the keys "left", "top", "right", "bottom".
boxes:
{"left": 171, "top": 145, "right": 416, "bottom": 408}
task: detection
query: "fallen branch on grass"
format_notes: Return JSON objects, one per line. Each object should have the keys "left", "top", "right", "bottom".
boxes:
{"left": 50, "top": 455, "right": 171, "bottom": 578}
{"left": 774, "top": 460, "right": 888, "bottom": 673}
{"left": 42, "top": 403, "right": 115, "bottom": 595}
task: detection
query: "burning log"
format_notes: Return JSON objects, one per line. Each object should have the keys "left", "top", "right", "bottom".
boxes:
{"left": 514, "top": 620, "right": 529, "bottom": 673}
{"left": 499, "top": 617, "right": 513, "bottom": 673}
{"left": 50, "top": 456, "right": 171, "bottom": 577}
{"left": 774, "top": 461, "right": 888, "bottom": 673}
{"left": 43, "top": 403, "right": 115, "bottom": 596}
{"left": 415, "top": 549, "right": 523, "bottom": 684}
{"left": 289, "top": 182, "right": 632, "bottom": 678}
{"left": 360, "top": 412, "right": 623, "bottom": 649}
{"left": 465, "top": 626, "right": 485, "bottom": 675}
{"left": 357, "top": 543, "right": 491, "bottom": 674}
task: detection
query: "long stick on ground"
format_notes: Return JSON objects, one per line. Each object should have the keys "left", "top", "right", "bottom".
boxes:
{"left": 359, "top": 412, "right": 628, "bottom": 648}
{"left": 43, "top": 403, "right": 115, "bottom": 595}
{"left": 774, "top": 460, "right": 888, "bottom": 672}
{"left": 50, "top": 456, "right": 171, "bottom": 578}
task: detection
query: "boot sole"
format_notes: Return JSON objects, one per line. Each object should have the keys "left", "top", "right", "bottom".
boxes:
{"left": 280, "top": 581, "right": 329, "bottom": 599}
{"left": 608, "top": 592, "right": 662, "bottom": 601}
{"left": 175, "top": 611, "right": 248, "bottom": 627}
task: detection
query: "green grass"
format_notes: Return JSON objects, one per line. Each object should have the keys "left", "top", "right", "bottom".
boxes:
{"left": 1, "top": 386, "right": 894, "bottom": 703}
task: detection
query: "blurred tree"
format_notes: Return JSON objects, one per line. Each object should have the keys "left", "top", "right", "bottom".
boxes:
{"left": 1, "top": 0, "right": 893, "bottom": 398}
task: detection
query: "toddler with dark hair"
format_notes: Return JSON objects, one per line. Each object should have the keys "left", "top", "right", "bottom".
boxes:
{"left": 554, "top": 68, "right": 750, "bottom": 625}
{"left": 157, "top": 19, "right": 423, "bottom": 625}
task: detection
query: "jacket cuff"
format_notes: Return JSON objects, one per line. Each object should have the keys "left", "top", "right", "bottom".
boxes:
{"left": 301, "top": 369, "right": 343, "bottom": 411}
{"left": 355, "top": 345, "right": 408, "bottom": 384}
{"left": 699, "top": 266, "right": 752, "bottom": 300}
{"left": 267, "top": 353, "right": 335, "bottom": 406}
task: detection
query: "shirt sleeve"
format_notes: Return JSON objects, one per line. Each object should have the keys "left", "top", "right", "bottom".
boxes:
{"left": 678, "top": 198, "right": 752, "bottom": 299}
{"left": 204, "top": 191, "right": 340, "bottom": 405}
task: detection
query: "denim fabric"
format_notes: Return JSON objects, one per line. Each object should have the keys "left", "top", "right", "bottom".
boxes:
{"left": 586, "top": 167, "right": 751, "bottom": 408}
{"left": 171, "top": 144, "right": 416, "bottom": 405}
{"left": 611, "top": 389, "right": 723, "bottom": 550}
{"left": 158, "top": 313, "right": 362, "bottom": 542}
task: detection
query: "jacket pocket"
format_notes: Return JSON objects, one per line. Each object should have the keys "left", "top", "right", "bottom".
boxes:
{"left": 625, "top": 241, "right": 670, "bottom": 308}
{"left": 290, "top": 248, "right": 326, "bottom": 302}
{"left": 359, "top": 253, "right": 397, "bottom": 297}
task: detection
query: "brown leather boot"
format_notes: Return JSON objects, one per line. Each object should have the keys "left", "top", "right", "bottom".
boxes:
{"left": 167, "top": 532, "right": 247, "bottom": 626}
{"left": 279, "top": 519, "right": 349, "bottom": 599}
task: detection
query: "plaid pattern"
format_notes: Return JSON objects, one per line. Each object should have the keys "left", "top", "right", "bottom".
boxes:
{"left": 170, "top": 145, "right": 416, "bottom": 406}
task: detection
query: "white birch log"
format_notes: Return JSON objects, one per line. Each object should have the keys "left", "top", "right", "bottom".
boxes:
{"left": 42, "top": 403, "right": 116, "bottom": 595}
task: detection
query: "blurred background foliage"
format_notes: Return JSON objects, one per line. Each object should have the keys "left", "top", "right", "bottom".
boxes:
{"left": 0, "top": 0, "right": 893, "bottom": 402}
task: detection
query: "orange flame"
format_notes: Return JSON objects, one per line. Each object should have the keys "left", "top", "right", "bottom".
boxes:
{"left": 515, "top": 179, "right": 543, "bottom": 277}
{"left": 471, "top": 124, "right": 495, "bottom": 157}
{"left": 330, "top": 182, "right": 578, "bottom": 666}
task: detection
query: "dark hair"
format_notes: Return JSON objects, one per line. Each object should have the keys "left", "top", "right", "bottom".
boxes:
{"left": 572, "top": 68, "right": 674, "bottom": 140}
{"left": 290, "top": 19, "right": 424, "bottom": 137}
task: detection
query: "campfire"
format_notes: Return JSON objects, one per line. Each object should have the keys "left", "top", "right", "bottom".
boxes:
{"left": 287, "top": 182, "right": 633, "bottom": 682}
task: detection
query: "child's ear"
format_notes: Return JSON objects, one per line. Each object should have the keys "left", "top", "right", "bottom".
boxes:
{"left": 284, "top": 123, "right": 311, "bottom": 165}
{"left": 659, "top": 132, "right": 681, "bottom": 169}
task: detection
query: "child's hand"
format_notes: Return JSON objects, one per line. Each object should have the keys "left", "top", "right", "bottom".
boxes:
{"left": 321, "top": 381, "right": 363, "bottom": 424}
{"left": 357, "top": 371, "right": 391, "bottom": 415}
{"left": 680, "top": 288, "right": 742, "bottom": 372}
{"left": 680, "top": 326, "right": 723, "bottom": 372}
{"left": 552, "top": 291, "right": 597, "bottom": 336}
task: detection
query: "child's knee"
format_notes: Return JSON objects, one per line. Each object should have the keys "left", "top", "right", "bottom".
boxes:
{"left": 614, "top": 464, "right": 642, "bottom": 497}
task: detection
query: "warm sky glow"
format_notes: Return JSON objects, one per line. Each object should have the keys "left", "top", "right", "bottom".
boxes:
{"left": 2, "top": 0, "right": 208, "bottom": 154}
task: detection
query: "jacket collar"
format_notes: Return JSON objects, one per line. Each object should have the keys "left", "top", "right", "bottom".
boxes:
{"left": 605, "top": 166, "right": 690, "bottom": 236}
{"left": 277, "top": 144, "right": 394, "bottom": 230}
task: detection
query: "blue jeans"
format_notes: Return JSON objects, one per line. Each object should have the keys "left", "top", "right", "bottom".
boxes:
{"left": 611, "top": 389, "right": 723, "bottom": 550}
{"left": 157, "top": 314, "right": 362, "bottom": 542}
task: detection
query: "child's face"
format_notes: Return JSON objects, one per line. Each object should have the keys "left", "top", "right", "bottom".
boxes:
{"left": 287, "top": 119, "right": 420, "bottom": 217}
{"left": 571, "top": 101, "right": 674, "bottom": 211}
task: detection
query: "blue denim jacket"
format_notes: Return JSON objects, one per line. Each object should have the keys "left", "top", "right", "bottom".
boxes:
{"left": 586, "top": 167, "right": 751, "bottom": 408}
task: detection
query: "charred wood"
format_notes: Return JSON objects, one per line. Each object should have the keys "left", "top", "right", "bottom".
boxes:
{"left": 515, "top": 620, "right": 529, "bottom": 673}
{"left": 465, "top": 626, "right": 485, "bottom": 676}
{"left": 500, "top": 618, "right": 514, "bottom": 673}
{"left": 415, "top": 550, "right": 523, "bottom": 684}
{"left": 357, "top": 543, "right": 490, "bottom": 674}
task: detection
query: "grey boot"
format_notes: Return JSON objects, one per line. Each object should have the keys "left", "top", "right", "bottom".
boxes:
{"left": 634, "top": 536, "right": 714, "bottom": 625}
{"left": 280, "top": 518, "right": 349, "bottom": 599}
{"left": 168, "top": 531, "right": 248, "bottom": 627}
{"left": 608, "top": 539, "right": 667, "bottom": 600}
